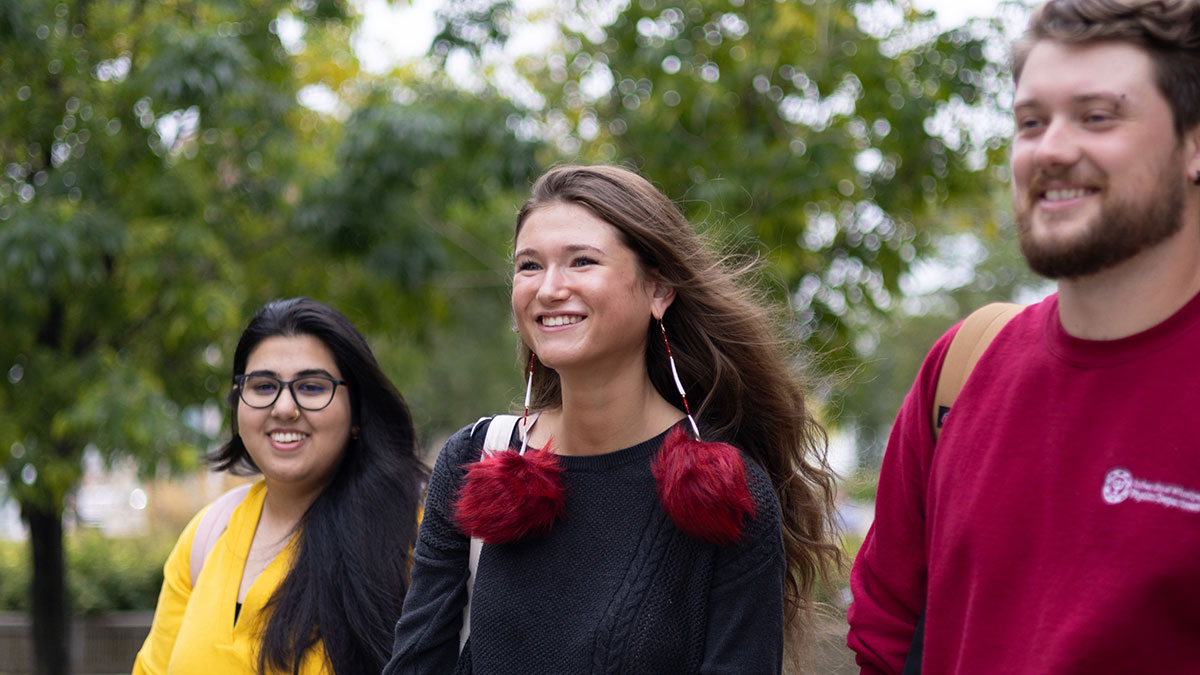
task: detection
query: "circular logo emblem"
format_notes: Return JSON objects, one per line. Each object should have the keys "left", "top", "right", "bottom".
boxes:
{"left": 1102, "top": 468, "right": 1133, "bottom": 505}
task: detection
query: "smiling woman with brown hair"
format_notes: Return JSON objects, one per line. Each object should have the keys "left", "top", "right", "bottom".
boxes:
{"left": 385, "top": 165, "right": 841, "bottom": 674}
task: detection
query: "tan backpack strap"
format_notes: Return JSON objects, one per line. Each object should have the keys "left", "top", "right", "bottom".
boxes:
{"left": 932, "top": 302, "right": 1023, "bottom": 439}
{"left": 189, "top": 482, "right": 253, "bottom": 588}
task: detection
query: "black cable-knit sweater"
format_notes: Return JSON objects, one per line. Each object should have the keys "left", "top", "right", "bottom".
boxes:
{"left": 383, "top": 417, "right": 785, "bottom": 675}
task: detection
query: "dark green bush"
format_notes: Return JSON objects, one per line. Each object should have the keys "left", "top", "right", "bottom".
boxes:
{"left": 0, "top": 539, "right": 30, "bottom": 611}
{"left": 0, "top": 530, "right": 176, "bottom": 613}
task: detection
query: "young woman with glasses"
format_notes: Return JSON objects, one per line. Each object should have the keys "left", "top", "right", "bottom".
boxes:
{"left": 134, "top": 297, "right": 427, "bottom": 675}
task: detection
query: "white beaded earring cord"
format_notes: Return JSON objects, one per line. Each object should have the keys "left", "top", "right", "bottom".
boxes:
{"left": 520, "top": 354, "right": 536, "bottom": 455}
{"left": 659, "top": 320, "right": 702, "bottom": 440}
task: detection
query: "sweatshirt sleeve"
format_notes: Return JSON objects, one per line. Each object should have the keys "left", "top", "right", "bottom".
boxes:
{"left": 701, "top": 458, "right": 785, "bottom": 674}
{"left": 131, "top": 504, "right": 209, "bottom": 675}
{"left": 383, "top": 422, "right": 480, "bottom": 675}
{"left": 846, "top": 327, "right": 956, "bottom": 674}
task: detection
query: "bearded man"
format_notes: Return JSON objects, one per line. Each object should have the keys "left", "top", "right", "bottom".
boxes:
{"left": 847, "top": 0, "right": 1200, "bottom": 672}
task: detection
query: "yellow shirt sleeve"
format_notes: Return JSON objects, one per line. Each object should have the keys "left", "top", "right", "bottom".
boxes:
{"left": 131, "top": 502, "right": 210, "bottom": 675}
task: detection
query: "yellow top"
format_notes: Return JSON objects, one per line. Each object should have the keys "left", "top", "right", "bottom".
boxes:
{"left": 132, "top": 481, "right": 330, "bottom": 674}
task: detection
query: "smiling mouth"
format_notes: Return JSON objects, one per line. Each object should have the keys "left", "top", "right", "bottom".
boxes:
{"left": 540, "top": 315, "right": 583, "bottom": 327}
{"left": 1040, "top": 187, "right": 1097, "bottom": 202}
{"left": 270, "top": 431, "right": 308, "bottom": 443}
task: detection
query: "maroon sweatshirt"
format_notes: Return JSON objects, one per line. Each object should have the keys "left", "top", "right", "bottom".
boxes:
{"left": 849, "top": 292, "right": 1200, "bottom": 674}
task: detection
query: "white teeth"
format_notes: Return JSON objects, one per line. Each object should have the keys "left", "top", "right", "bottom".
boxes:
{"left": 541, "top": 315, "right": 582, "bottom": 327}
{"left": 270, "top": 432, "right": 306, "bottom": 443}
{"left": 1044, "top": 188, "right": 1090, "bottom": 201}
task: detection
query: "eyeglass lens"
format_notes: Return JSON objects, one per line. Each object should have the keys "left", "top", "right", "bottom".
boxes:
{"left": 239, "top": 375, "right": 338, "bottom": 410}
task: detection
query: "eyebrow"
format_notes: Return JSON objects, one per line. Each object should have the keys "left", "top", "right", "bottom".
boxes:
{"left": 1014, "top": 91, "right": 1128, "bottom": 111}
{"left": 514, "top": 243, "right": 606, "bottom": 259}
{"left": 244, "top": 368, "right": 337, "bottom": 378}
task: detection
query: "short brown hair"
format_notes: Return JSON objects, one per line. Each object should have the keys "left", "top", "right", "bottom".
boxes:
{"left": 1012, "top": 0, "right": 1200, "bottom": 135}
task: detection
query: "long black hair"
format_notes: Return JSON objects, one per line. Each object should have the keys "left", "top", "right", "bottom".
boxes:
{"left": 210, "top": 297, "right": 427, "bottom": 675}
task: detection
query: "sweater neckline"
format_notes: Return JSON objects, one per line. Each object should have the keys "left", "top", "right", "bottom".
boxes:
{"left": 511, "top": 423, "right": 674, "bottom": 472}
{"left": 1043, "top": 289, "right": 1200, "bottom": 368}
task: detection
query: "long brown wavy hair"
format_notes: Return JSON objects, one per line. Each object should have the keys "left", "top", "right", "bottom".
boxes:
{"left": 513, "top": 164, "right": 842, "bottom": 663}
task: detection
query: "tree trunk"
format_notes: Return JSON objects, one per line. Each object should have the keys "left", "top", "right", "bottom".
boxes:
{"left": 26, "top": 505, "right": 69, "bottom": 675}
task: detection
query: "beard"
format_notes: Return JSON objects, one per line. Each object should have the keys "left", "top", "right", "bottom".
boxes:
{"left": 1015, "top": 165, "right": 1185, "bottom": 279}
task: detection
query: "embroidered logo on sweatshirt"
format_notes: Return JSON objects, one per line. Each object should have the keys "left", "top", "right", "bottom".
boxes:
{"left": 1102, "top": 467, "right": 1200, "bottom": 513}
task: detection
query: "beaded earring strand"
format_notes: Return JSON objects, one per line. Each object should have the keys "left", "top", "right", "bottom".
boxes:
{"left": 455, "top": 326, "right": 755, "bottom": 547}
{"left": 453, "top": 354, "right": 565, "bottom": 544}
{"left": 650, "top": 320, "right": 755, "bottom": 545}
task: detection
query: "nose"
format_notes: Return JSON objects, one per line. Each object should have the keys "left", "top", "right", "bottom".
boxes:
{"left": 1031, "top": 117, "right": 1082, "bottom": 169}
{"left": 271, "top": 384, "right": 301, "bottom": 418}
{"left": 536, "top": 265, "right": 570, "bottom": 303}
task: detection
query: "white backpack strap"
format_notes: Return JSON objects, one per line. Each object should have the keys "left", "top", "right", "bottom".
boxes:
{"left": 460, "top": 414, "right": 530, "bottom": 653}
{"left": 189, "top": 482, "right": 253, "bottom": 588}
{"left": 482, "top": 413, "right": 522, "bottom": 458}
{"left": 460, "top": 535, "right": 484, "bottom": 654}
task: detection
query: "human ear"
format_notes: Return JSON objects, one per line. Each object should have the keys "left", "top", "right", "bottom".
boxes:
{"left": 1186, "top": 124, "right": 1200, "bottom": 186}
{"left": 647, "top": 273, "right": 676, "bottom": 320}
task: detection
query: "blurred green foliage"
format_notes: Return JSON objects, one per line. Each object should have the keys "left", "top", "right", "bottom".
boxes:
{"left": 67, "top": 531, "right": 173, "bottom": 614}
{"left": 0, "top": 538, "right": 27, "bottom": 611}
{"left": 0, "top": 531, "right": 173, "bottom": 613}
{"left": 490, "top": 0, "right": 1016, "bottom": 375}
{"left": 840, "top": 469, "right": 880, "bottom": 504}
{"left": 840, "top": 196, "right": 1050, "bottom": 466}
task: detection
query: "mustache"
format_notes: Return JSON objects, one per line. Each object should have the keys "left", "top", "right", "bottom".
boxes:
{"left": 1026, "top": 167, "right": 1104, "bottom": 195}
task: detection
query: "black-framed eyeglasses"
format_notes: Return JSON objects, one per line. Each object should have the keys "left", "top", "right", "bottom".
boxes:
{"left": 233, "top": 374, "right": 348, "bottom": 411}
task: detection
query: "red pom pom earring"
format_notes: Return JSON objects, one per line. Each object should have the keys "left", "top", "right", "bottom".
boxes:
{"left": 651, "top": 320, "right": 755, "bottom": 545}
{"left": 454, "top": 354, "right": 566, "bottom": 544}
{"left": 454, "top": 324, "right": 754, "bottom": 548}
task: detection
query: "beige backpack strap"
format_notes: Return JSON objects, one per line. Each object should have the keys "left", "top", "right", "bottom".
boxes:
{"left": 189, "top": 482, "right": 253, "bottom": 588}
{"left": 932, "top": 302, "right": 1023, "bottom": 439}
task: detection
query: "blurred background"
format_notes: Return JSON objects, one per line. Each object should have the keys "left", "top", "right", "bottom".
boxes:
{"left": 0, "top": 0, "right": 1051, "bottom": 671}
